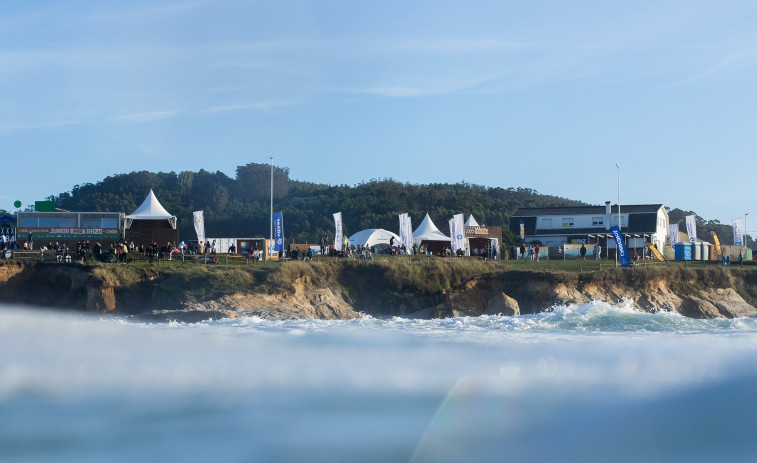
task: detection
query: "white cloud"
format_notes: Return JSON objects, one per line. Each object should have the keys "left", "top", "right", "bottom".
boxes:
{"left": 111, "top": 111, "right": 180, "bottom": 123}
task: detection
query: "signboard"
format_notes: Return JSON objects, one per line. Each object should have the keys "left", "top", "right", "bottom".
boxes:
{"left": 15, "top": 227, "right": 120, "bottom": 241}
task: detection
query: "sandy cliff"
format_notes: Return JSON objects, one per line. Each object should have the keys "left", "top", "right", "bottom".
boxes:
{"left": 1, "top": 262, "right": 756, "bottom": 321}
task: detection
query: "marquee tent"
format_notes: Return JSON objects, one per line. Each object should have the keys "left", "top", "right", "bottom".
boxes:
{"left": 348, "top": 229, "right": 401, "bottom": 249}
{"left": 412, "top": 213, "right": 451, "bottom": 247}
{"left": 465, "top": 215, "right": 480, "bottom": 227}
{"left": 125, "top": 189, "right": 177, "bottom": 229}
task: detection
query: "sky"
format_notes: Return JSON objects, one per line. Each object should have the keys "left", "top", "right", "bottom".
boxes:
{"left": 2, "top": 0, "right": 756, "bottom": 228}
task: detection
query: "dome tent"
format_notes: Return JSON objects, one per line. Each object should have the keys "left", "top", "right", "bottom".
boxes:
{"left": 348, "top": 228, "right": 401, "bottom": 249}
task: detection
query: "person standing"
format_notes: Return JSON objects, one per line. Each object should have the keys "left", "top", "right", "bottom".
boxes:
{"left": 595, "top": 244, "right": 601, "bottom": 260}
{"left": 534, "top": 244, "right": 540, "bottom": 262}
{"left": 580, "top": 244, "right": 587, "bottom": 260}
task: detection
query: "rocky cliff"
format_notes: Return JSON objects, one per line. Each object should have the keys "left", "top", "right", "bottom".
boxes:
{"left": 1, "top": 261, "right": 756, "bottom": 321}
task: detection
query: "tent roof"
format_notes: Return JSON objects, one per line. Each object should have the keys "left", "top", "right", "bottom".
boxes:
{"left": 127, "top": 190, "right": 175, "bottom": 220}
{"left": 348, "top": 229, "right": 401, "bottom": 248}
{"left": 413, "top": 213, "right": 451, "bottom": 244}
{"left": 465, "top": 215, "right": 480, "bottom": 227}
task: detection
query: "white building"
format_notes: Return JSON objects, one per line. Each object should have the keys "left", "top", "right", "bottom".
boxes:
{"left": 510, "top": 202, "right": 669, "bottom": 253}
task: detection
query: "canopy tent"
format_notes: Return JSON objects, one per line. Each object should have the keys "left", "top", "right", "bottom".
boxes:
{"left": 412, "top": 213, "right": 451, "bottom": 246}
{"left": 125, "top": 190, "right": 177, "bottom": 229}
{"left": 348, "top": 229, "right": 401, "bottom": 249}
{"left": 465, "top": 215, "right": 480, "bottom": 227}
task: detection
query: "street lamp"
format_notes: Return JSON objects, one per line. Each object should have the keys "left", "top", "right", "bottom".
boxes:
{"left": 270, "top": 157, "right": 274, "bottom": 254}
{"left": 745, "top": 212, "right": 749, "bottom": 251}
{"left": 616, "top": 163, "right": 620, "bottom": 266}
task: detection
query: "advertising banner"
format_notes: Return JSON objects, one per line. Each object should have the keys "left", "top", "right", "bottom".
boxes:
{"left": 733, "top": 218, "right": 744, "bottom": 246}
{"left": 193, "top": 211, "right": 205, "bottom": 244}
{"left": 685, "top": 215, "right": 697, "bottom": 243}
{"left": 611, "top": 226, "right": 631, "bottom": 268}
{"left": 669, "top": 224, "right": 679, "bottom": 246}
{"left": 519, "top": 221, "right": 525, "bottom": 242}
{"left": 648, "top": 244, "right": 665, "bottom": 262}
{"left": 333, "top": 212, "right": 343, "bottom": 251}
{"left": 710, "top": 231, "right": 722, "bottom": 258}
{"left": 399, "top": 213, "right": 413, "bottom": 254}
{"left": 449, "top": 214, "right": 465, "bottom": 253}
{"left": 273, "top": 211, "right": 284, "bottom": 252}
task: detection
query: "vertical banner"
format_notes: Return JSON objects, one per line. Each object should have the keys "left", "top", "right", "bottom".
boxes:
{"left": 685, "top": 215, "right": 697, "bottom": 243}
{"left": 519, "top": 221, "right": 525, "bottom": 242}
{"left": 648, "top": 244, "right": 665, "bottom": 262}
{"left": 193, "top": 211, "right": 205, "bottom": 244}
{"left": 733, "top": 218, "right": 744, "bottom": 246}
{"left": 710, "top": 231, "right": 722, "bottom": 258}
{"left": 449, "top": 213, "right": 465, "bottom": 253}
{"left": 333, "top": 212, "right": 343, "bottom": 251}
{"left": 669, "top": 224, "right": 679, "bottom": 246}
{"left": 273, "top": 211, "right": 284, "bottom": 252}
{"left": 399, "top": 213, "right": 413, "bottom": 254}
{"left": 611, "top": 226, "right": 631, "bottom": 268}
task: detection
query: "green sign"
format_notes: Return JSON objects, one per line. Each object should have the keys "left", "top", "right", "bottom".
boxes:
{"left": 35, "top": 201, "right": 56, "bottom": 212}
{"left": 13, "top": 200, "right": 21, "bottom": 209}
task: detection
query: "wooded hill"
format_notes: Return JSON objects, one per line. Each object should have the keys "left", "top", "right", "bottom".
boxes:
{"left": 26, "top": 162, "right": 749, "bottom": 246}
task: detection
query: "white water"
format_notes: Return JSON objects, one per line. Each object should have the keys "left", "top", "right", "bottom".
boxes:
{"left": 2, "top": 301, "right": 757, "bottom": 462}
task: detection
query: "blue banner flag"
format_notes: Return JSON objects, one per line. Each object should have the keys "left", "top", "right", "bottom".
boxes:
{"left": 273, "top": 211, "right": 284, "bottom": 252}
{"left": 611, "top": 226, "right": 630, "bottom": 268}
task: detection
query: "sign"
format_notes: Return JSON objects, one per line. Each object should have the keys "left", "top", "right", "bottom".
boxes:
{"left": 333, "top": 212, "right": 343, "bottom": 251}
{"left": 449, "top": 214, "right": 465, "bottom": 253}
{"left": 473, "top": 228, "right": 489, "bottom": 235}
{"left": 399, "top": 213, "right": 413, "bottom": 253}
{"left": 611, "top": 226, "right": 630, "bottom": 268}
{"left": 733, "top": 218, "right": 744, "bottom": 246}
{"left": 648, "top": 244, "right": 665, "bottom": 262}
{"left": 13, "top": 200, "right": 21, "bottom": 209}
{"left": 685, "top": 215, "right": 697, "bottom": 243}
{"left": 669, "top": 224, "right": 679, "bottom": 246}
{"left": 519, "top": 221, "right": 525, "bottom": 242}
{"left": 710, "top": 231, "right": 722, "bottom": 257}
{"left": 15, "top": 227, "right": 119, "bottom": 241}
{"left": 34, "top": 201, "right": 56, "bottom": 212}
{"left": 273, "top": 211, "right": 284, "bottom": 252}
{"left": 193, "top": 211, "right": 205, "bottom": 244}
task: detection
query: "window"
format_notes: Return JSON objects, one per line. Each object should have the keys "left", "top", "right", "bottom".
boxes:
{"left": 542, "top": 218, "right": 552, "bottom": 228}
{"left": 102, "top": 218, "right": 118, "bottom": 228}
{"left": 592, "top": 217, "right": 603, "bottom": 226}
{"left": 562, "top": 218, "right": 574, "bottom": 227}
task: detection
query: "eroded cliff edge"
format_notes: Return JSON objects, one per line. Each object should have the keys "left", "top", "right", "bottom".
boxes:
{"left": 1, "top": 260, "right": 756, "bottom": 321}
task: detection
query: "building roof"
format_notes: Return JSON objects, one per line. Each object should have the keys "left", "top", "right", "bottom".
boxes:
{"left": 511, "top": 204, "right": 664, "bottom": 217}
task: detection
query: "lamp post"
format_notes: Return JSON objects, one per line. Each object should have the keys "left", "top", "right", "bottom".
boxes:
{"left": 616, "top": 163, "right": 620, "bottom": 266}
{"left": 270, "top": 157, "right": 274, "bottom": 256}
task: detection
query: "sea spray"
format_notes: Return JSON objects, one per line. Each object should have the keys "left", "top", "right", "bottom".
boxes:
{"left": 2, "top": 302, "right": 757, "bottom": 462}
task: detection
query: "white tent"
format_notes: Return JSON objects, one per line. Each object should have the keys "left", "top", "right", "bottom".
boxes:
{"left": 465, "top": 215, "right": 480, "bottom": 227}
{"left": 412, "top": 213, "right": 451, "bottom": 245}
{"left": 125, "top": 189, "right": 177, "bottom": 229}
{"left": 348, "top": 229, "right": 401, "bottom": 249}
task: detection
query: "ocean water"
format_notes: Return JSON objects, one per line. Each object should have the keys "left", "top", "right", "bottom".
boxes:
{"left": 2, "top": 301, "right": 757, "bottom": 462}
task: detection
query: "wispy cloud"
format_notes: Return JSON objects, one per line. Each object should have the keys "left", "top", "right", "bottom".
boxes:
{"left": 111, "top": 111, "right": 180, "bottom": 123}
{"left": 87, "top": 0, "right": 215, "bottom": 22}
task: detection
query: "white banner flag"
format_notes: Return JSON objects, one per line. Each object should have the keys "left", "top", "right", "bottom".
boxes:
{"left": 685, "top": 215, "right": 697, "bottom": 243}
{"left": 669, "top": 224, "right": 679, "bottom": 246}
{"left": 333, "top": 212, "right": 343, "bottom": 251}
{"left": 449, "top": 213, "right": 465, "bottom": 253}
{"left": 193, "top": 211, "right": 205, "bottom": 244}
{"left": 399, "top": 213, "right": 413, "bottom": 254}
{"left": 733, "top": 218, "right": 744, "bottom": 246}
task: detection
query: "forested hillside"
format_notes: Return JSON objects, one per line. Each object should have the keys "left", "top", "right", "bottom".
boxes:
{"left": 43, "top": 162, "right": 585, "bottom": 243}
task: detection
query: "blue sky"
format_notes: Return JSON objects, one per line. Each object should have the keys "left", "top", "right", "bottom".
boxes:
{"left": 2, "top": 0, "right": 756, "bottom": 228}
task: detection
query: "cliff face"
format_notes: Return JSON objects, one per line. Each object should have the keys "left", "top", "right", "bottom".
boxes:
{"left": 1, "top": 262, "right": 756, "bottom": 321}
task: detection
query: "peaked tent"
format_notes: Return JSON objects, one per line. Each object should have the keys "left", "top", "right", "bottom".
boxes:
{"left": 125, "top": 189, "right": 177, "bottom": 229}
{"left": 348, "top": 229, "right": 401, "bottom": 249}
{"left": 465, "top": 215, "right": 480, "bottom": 227}
{"left": 413, "top": 213, "right": 451, "bottom": 251}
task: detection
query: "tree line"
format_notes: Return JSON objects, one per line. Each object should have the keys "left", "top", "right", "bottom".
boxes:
{"left": 36, "top": 162, "right": 582, "bottom": 244}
